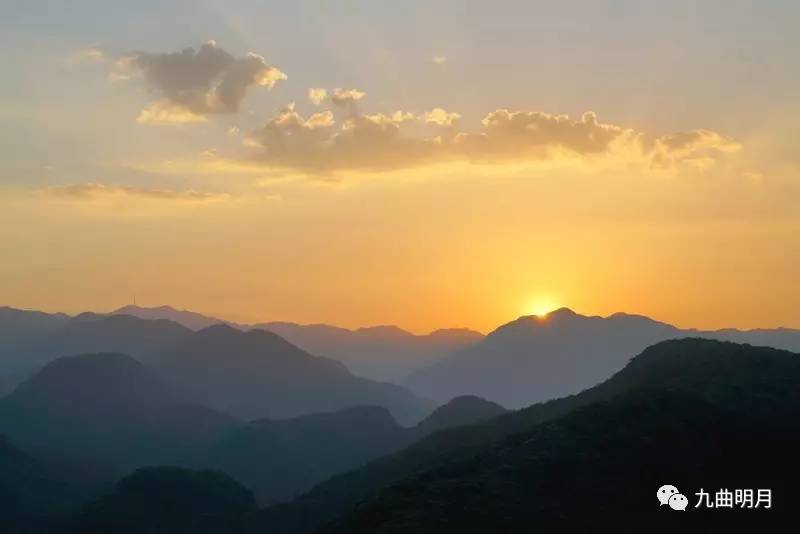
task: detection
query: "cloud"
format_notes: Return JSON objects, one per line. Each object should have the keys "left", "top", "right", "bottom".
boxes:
{"left": 453, "top": 110, "right": 630, "bottom": 159}
{"left": 650, "top": 129, "right": 742, "bottom": 168}
{"left": 308, "top": 88, "right": 328, "bottom": 105}
{"left": 242, "top": 107, "right": 740, "bottom": 175}
{"left": 40, "top": 183, "right": 229, "bottom": 203}
{"left": 330, "top": 88, "right": 366, "bottom": 107}
{"left": 431, "top": 55, "right": 447, "bottom": 65}
{"left": 128, "top": 41, "right": 285, "bottom": 121}
{"left": 423, "top": 107, "right": 461, "bottom": 127}
{"left": 136, "top": 100, "right": 208, "bottom": 125}
{"left": 246, "top": 106, "right": 432, "bottom": 172}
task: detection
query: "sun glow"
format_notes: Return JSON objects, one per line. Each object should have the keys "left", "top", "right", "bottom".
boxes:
{"left": 526, "top": 298, "right": 560, "bottom": 318}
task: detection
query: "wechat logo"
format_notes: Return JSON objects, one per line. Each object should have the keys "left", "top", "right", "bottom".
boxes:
{"left": 658, "top": 484, "right": 688, "bottom": 511}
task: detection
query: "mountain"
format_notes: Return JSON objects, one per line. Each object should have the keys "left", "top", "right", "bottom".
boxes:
{"left": 158, "top": 324, "right": 434, "bottom": 424}
{"left": 261, "top": 339, "right": 800, "bottom": 533}
{"left": 0, "top": 306, "right": 70, "bottom": 378}
{"left": 0, "top": 353, "right": 238, "bottom": 470}
{"left": 328, "top": 388, "right": 800, "bottom": 533}
{"left": 414, "top": 395, "right": 506, "bottom": 434}
{"left": 67, "top": 467, "right": 259, "bottom": 534}
{"left": 206, "top": 406, "right": 410, "bottom": 505}
{"left": 405, "top": 308, "right": 680, "bottom": 407}
{"left": 259, "top": 322, "right": 483, "bottom": 382}
{"left": 1, "top": 433, "right": 116, "bottom": 532}
{"left": 0, "top": 371, "right": 26, "bottom": 397}
{"left": 205, "top": 396, "right": 504, "bottom": 506}
{"left": 0, "top": 306, "right": 69, "bottom": 340}
{"left": 0, "top": 312, "right": 193, "bottom": 375}
{"left": 103, "top": 305, "right": 482, "bottom": 383}
{"left": 111, "top": 304, "right": 232, "bottom": 331}
{"left": 405, "top": 308, "right": 800, "bottom": 407}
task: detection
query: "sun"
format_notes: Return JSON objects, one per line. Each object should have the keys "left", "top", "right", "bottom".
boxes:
{"left": 525, "top": 298, "right": 559, "bottom": 318}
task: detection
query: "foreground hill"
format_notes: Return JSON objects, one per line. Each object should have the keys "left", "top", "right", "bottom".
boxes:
{"left": 68, "top": 467, "right": 259, "bottom": 534}
{"left": 328, "top": 389, "right": 800, "bottom": 533}
{"left": 405, "top": 308, "right": 800, "bottom": 407}
{"left": 1, "top": 434, "right": 107, "bottom": 530}
{"left": 262, "top": 339, "right": 800, "bottom": 532}
{"left": 158, "top": 324, "right": 434, "bottom": 424}
{"left": 0, "top": 353, "right": 238, "bottom": 470}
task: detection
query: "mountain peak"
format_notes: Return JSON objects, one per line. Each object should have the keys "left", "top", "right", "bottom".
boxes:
{"left": 547, "top": 307, "right": 580, "bottom": 319}
{"left": 416, "top": 395, "right": 507, "bottom": 433}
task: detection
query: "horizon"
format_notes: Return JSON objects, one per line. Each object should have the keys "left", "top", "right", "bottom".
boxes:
{"left": 5, "top": 301, "right": 799, "bottom": 336}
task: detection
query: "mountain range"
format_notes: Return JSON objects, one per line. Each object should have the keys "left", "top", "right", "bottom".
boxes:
{"left": 405, "top": 307, "right": 800, "bottom": 407}
{"left": 158, "top": 324, "right": 432, "bottom": 423}
{"left": 4, "top": 304, "right": 800, "bottom": 421}
{"left": 113, "top": 305, "right": 483, "bottom": 382}
{"left": 0, "top": 310, "right": 434, "bottom": 424}
{"left": 22, "top": 338, "right": 798, "bottom": 533}
{"left": 0, "top": 346, "right": 501, "bottom": 513}
{"left": 262, "top": 338, "right": 800, "bottom": 533}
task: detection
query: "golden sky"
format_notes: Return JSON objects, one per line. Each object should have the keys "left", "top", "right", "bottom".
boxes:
{"left": 1, "top": 1, "right": 798, "bottom": 332}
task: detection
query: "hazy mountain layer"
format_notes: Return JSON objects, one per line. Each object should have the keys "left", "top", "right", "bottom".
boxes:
{"left": 405, "top": 307, "right": 800, "bottom": 407}
{"left": 158, "top": 324, "right": 433, "bottom": 424}
{"left": 0, "top": 353, "right": 238, "bottom": 472}
{"left": 206, "top": 397, "right": 505, "bottom": 505}
{"left": 113, "top": 305, "right": 483, "bottom": 382}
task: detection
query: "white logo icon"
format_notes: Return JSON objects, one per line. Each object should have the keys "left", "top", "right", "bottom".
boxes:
{"left": 658, "top": 484, "right": 687, "bottom": 511}
{"left": 668, "top": 493, "right": 688, "bottom": 511}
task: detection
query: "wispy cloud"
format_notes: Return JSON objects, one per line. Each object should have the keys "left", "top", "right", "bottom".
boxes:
{"left": 39, "top": 183, "right": 230, "bottom": 203}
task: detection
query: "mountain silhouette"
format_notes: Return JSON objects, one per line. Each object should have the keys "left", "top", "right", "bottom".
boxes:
{"left": 327, "top": 387, "right": 800, "bottom": 533}
{"left": 1, "top": 433, "right": 114, "bottom": 530}
{"left": 0, "top": 307, "right": 70, "bottom": 382}
{"left": 0, "top": 353, "right": 238, "bottom": 471}
{"left": 105, "top": 304, "right": 483, "bottom": 382}
{"left": 0, "top": 310, "right": 193, "bottom": 376}
{"left": 258, "top": 322, "right": 482, "bottom": 382}
{"left": 206, "top": 406, "right": 409, "bottom": 505}
{"left": 111, "top": 304, "right": 232, "bottom": 331}
{"left": 158, "top": 324, "right": 434, "bottom": 424}
{"left": 67, "top": 467, "right": 259, "bottom": 534}
{"left": 414, "top": 395, "right": 506, "bottom": 434}
{"left": 405, "top": 307, "right": 800, "bottom": 407}
{"left": 205, "top": 396, "right": 504, "bottom": 505}
{"left": 262, "top": 339, "right": 800, "bottom": 533}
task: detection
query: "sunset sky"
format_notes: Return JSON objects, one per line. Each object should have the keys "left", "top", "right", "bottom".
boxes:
{"left": 1, "top": 1, "right": 798, "bottom": 333}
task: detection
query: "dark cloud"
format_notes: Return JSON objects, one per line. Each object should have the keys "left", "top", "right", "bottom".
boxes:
{"left": 129, "top": 41, "right": 285, "bottom": 119}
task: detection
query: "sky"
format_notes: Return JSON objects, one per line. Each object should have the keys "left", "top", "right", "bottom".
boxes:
{"left": 1, "top": 1, "right": 798, "bottom": 333}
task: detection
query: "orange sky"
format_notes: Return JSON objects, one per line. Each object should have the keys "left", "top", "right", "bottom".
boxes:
{"left": 1, "top": 2, "right": 798, "bottom": 333}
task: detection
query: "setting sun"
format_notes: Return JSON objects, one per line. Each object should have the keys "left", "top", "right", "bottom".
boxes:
{"left": 526, "top": 299, "right": 560, "bottom": 318}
